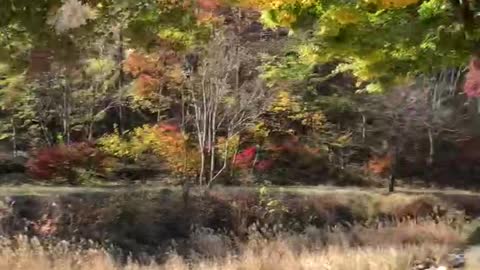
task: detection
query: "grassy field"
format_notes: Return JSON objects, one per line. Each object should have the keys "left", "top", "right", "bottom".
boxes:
{"left": 0, "top": 183, "right": 479, "bottom": 269}
{"left": 0, "top": 182, "right": 479, "bottom": 197}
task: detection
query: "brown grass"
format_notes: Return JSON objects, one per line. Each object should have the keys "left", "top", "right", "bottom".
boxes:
{"left": 0, "top": 235, "right": 452, "bottom": 270}
{"left": 0, "top": 218, "right": 466, "bottom": 270}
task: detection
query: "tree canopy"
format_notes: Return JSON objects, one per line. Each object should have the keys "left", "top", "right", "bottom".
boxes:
{"left": 243, "top": 0, "right": 480, "bottom": 91}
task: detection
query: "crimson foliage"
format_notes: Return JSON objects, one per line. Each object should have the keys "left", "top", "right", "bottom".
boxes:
{"left": 464, "top": 58, "right": 480, "bottom": 97}
{"left": 27, "top": 142, "right": 107, "bottom": 183}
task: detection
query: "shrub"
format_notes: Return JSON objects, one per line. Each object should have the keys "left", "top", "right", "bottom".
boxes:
{"left": 26, "top": 142, "right": 108, "bottom": 184}
{"left": 98, "top": 124, "right": 199, "bottom": 177}
{"left": 233, "top": 146, "right": 257, "bottom": 169}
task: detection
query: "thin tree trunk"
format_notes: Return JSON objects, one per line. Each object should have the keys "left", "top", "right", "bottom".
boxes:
{"left": 208, "top": 96, "right": 219, "bottom": 187}
{"left": 156, "top": 83, "right": 166, "bottom": 122}
{"left": 63, "top": 84, "right": 71, "bottom": 144}
{"left": 117, "top": 26, "right": 126, "bottom": 133}
{"left": 39, "top": 120, "right": 52, "bottom": 147}
{"left": 11, "top": 117, "right": 17, "bottom": 158}
{"left": 88, "top": 83, "right": 98, "bottom": 141}
{"left": 426, "top": 127, "right": 435, "bottom": 185}
{"left": 389, "top": 144, "right": 398, "bottom": 193}
{"left": 361, "top": 114, "right": 366, "bottom": 143}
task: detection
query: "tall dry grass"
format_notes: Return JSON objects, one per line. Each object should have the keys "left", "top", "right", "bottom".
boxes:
{"left": 0, "top": 220, "right": 465, "bottom": 270}
{"left": 0, "top": 236, "right": 450, "bottom": 270}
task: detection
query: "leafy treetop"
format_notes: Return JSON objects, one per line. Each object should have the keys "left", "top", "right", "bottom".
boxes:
{"left": 242, "top": 0, "right": 480, "bottom": 91}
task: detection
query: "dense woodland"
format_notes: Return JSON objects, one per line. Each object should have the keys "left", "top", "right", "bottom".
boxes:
{"left": 2, "top": 0, "right": 480, "bottom": 191}
{"left": 6, "top": 2, "right": 480, "bottom": 270}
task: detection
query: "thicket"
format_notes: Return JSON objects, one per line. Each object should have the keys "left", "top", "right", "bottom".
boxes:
{"left": 2, "top": 0, "right": 480, "bottom": 189}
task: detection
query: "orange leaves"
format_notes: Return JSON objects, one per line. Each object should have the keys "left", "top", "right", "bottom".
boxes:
{"left": 123, "top": 52, "right": 158, "bottom": 77}
{"left": 123, "top": 50, "right": 184, "bottom": 99}
{"left": 149, "top": 124, "right": 199, "bottom": 176}
{"left": 134, "top": 74, "right": 161, "bottom": 96}
{"left": 366, "top": 154, "right": 392, "bottom": 176}
{"left": 197, "top": 0, "right": 222, "bottom": 11}
{"left": 196, "top": 10, "right": 222, "bottom": 25}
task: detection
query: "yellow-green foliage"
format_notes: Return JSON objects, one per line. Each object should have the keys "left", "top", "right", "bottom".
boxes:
{"left": 97, "top": 132, "right": 133, "bottom": 159}
{"left": 216, "top": 135, "right": 240, "bottom": 161}
{"left": 98, "top": 125, "right": 199, "bottom": 177}
{"left": 270, "top": 90, "right": 326, "bottom": 130}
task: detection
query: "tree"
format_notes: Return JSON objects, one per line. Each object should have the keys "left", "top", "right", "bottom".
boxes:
{"left": 186, "top": 32, "right": 272, "bottom": 186}
{"left": 360, "top": 67, "right": 467, "bottom": 191}
{"left": 243, "top": 0, "right": 478, "bottom": 92}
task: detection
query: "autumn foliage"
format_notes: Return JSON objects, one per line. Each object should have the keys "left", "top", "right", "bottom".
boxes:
{"left": 27, "top": 143, "right": 107, "bottom": 183}
{"left": 98, "top": 123, "right": 199, "bottom": 177}
{"left": 464, "top": 58, "right": 480, "bottom": 97}
{"left": 366, "top": 154, "right": 393, "bottom": 177}
{"left": 233, "top": 146, "right": 257, "bottom": 169}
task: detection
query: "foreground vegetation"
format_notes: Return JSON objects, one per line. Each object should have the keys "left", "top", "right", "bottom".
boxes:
{"left": 3, "top": 187, "right": 478, "bottom": 269}
{"left": 2, "top": 0, "right": 480, "bottom": 190}
{"left": 0, "top": 236, "right": 459, "bottom": 270}
{"left": 3, "top": 0, "right": 480, "bottom": 269}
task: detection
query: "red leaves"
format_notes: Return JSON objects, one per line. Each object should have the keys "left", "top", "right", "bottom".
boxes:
{"left": 255, "top": 159, "right": 273, "bottom": 172}
{"left": 27, "top": 142, "right": 106, "bottom": 181}
{"left": 464, "top": 57, "right": 480, "bottom": 97}
{"left": 233, "top": 146, "right": 274, "bottom": 172}
{"left": 233, "top": 146, "right": 257, "bottom": 169}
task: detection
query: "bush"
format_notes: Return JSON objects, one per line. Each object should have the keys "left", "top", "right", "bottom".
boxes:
{"left": 98, "top": 124, "right": 199, "bottom": 178}
{"left": 26, "top": 142, "right": 109, "bottom": 184}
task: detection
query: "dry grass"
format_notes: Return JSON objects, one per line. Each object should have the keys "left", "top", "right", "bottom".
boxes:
{"left": 0, "top": 220, "right": 466, "bottom": 270}
{"left": 0, "top": 235, "right": 451, "bottom": 270}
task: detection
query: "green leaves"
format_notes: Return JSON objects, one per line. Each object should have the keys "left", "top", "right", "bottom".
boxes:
{"left": 252, "top": 0, "right": 476, "bottom": 92}
{"left": 418, "top": 0, "right": 446, "bottom": 21}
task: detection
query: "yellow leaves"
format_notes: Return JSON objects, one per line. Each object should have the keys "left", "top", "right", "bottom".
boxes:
{"left": 332, "top": 132, "right": 353, "bottom": 147}
{"left": 298, "top": 44, "right": 322, "bottom": 65}
{"left": 364, "top": 0, "right": 421, "bottom": 8}
{"left": 277, "top": 11, "right": 297, "bottom": 27}
{"left": 97, "top": 132, "right": 132, "bottom": 159}
{"left": 217, "top": 135, "right": 240, "bottom": 159}
{"left": 269, "top": 91, "right": 326, "bottom": 130}
{"left": 270, "top": 90, "right": 301, "bottom": 113}
{"left": 252, "top": 122, "right": 270, "bottom": 142}
{"left": 301, "top": 112, "right": 326, "bottom": 131}
{"left": 239, "top": 0, "right": 287, "bottom": 10}
{"left": 99, "top": 125, "right": 199, "bottom": 177}
{"left": 318, "top": 21, "right": 341, "bottom": 37}
{"left": 327, "top": 7, "right": 364, "bottom": 25}
{"left": 158, "top": 27, "right": 195, "bottom": 49}
{"left": 166, "top": 64, "right": 186, "bottom": 85}
{"left": 85, "top": 58, "right": 115, "bottom": 81}
{"left": 240, "top": 0, "right": 313, "bottom": 10}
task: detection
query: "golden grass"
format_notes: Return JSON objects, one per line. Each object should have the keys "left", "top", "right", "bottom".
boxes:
{"left": 0, "top": 233, "right": 456, "bottom": 270}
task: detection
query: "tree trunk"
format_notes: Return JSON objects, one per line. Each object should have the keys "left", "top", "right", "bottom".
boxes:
{"left": 63, "top": 84, "right": 71, "bottom": 144}
{"left": 426, "top": 127, "right": 435, "bottom": 185}
{"left": 389, "top": 145, "right": 398, "bottom": 193}
{"left": 116, "top": 26, "right": 126, "bottom": 133}
{"left": 388, "top": 173, "right": 396, "bottom": 193}
{"left": 361, "top": 113, "right": 366, "bottom": 143}
{"left": 11, "top": 118, "right": 17, "bottom": 158}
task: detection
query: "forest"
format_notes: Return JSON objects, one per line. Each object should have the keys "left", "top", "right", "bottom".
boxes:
{"left": 2, "top": 0, "right": 480, "bottom": 269}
